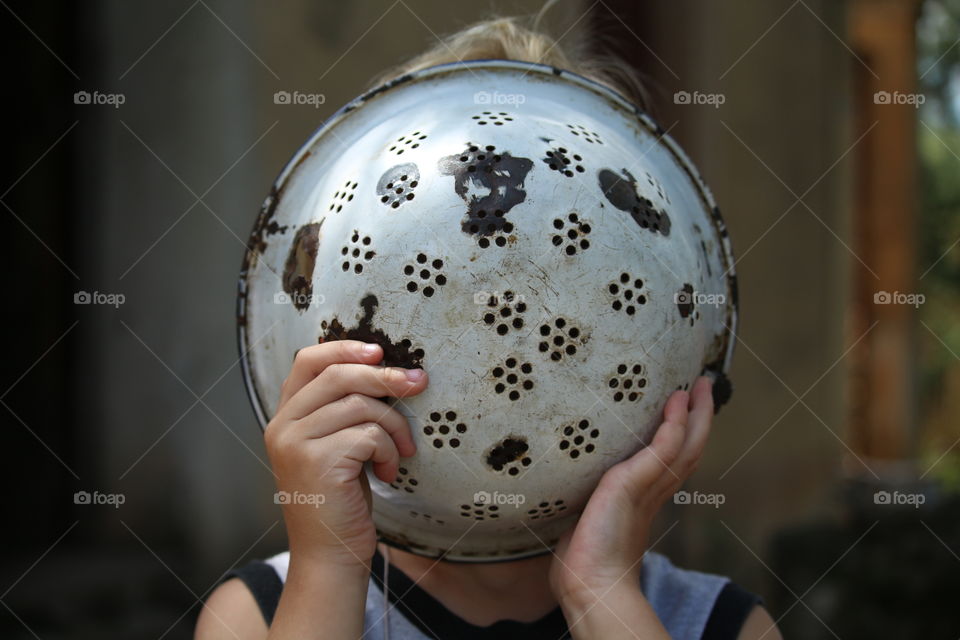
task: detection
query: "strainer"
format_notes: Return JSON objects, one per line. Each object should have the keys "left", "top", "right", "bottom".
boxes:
{"left": 237, "top": 59, "right": 738, "bottom": 561}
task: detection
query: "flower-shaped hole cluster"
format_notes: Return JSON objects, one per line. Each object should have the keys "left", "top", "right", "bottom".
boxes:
{"left": 527, "top": 499, "right": 567, "bottom": 520}
{"left": 482, "top": 291, "right": 526, "bottom": 336}
{"left": 566, "top": 123, "right": 603, "bottom": 144}
{"left": 472, "top": 111, "right": 513, "bottom": 125}
{"left": 340, "top": 232, "right": 374, "bottom": 274}
{"left": 608, "top": 273, "right": 647, "bottom": 316}
{"left": 460, "top": 502, "right": 501, "bottom": 521}
{"left": 538, "top": 317, "right": 583, "bottom": 361}
{"left": 551, "top": 212, "right": 591, "bottom": 255}
{"left": 609, "top": 363, "right": 647, "bottom": 402}
{"left": 559, "top": 419, "right": 599, "bottom": 459}
{"left": 403, "top": 253, "right": 447, "bottom": 297}
{"left": 492, "top": 358, "right": 534, "bottom": 401}
{"left": 329, "top": 180, "right": 358, "bottom": 213}
{"left": 389, "top": 131, "right": 427, "bottom": 155}
{"left": 423, "top": 409, "right": 467, "bottom": 449}
{"left": 543, "top": 146, "right": 584, "bottom": 177}
{"left": 408, "top": 510, "right": 445, "bottom": 525}
{"left": 389, "top": 467, "right": 419, "bottom": 493}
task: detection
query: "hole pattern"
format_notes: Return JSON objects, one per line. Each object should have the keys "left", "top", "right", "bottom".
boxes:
{"left": 609, "top": 363, "right": 647, "bottom": 402}
{"left": 644, "top": 171, "right": 671, "bottom": 205}
{"left": 543, "top": 146, "right": 584, "bottom": 177}
{"left": 460, "top": 501, "right": 501, "bottom": 521}
{"left": 472, "top": 111, "right": 513, "bottom": 126}
{"left": 551, "top": 212, "right": 591, "bottom": 255}
{"left": 538, "top": 316, "right": 584, "bottom": 361}
{"left": 491, "top": 358, "right": 534, "bottom": 401}
{"left": 409, "top": 510, "right": 445, "bottom": 525}
{"left": 487, "top": 437, "right": 532, "bottom": 476}
{"left": 608, "top": 272, "right": 647, "bottom": 316}
{"left": 389, "top": 131, "right": 427, "bottom": 155}
{"left": 527, "top": 499, "right": 567, "bottom": 520}
{"left": 397, "top": 338, "right": 425, "bottom": 362}
{"left": 377, "top": 163, "right": 419, "bottom": 209}
{"left": 558, "top": 419, "right": 599, "bottom": 459}
{"left": 472, "top": 215, "right": 514, "bottom": 248}
{"left": 482, "top": 291, "right": 527, "bottom": 336}
{"left": 402, "top": 253, "right": 446, "bottom": 297}
{"left": 598, "top": 168, "right": 672, "bottom": 237}
{"left": 566, "top": 124, "right": 603, "bottom": 144}
{"left": 340, "top": 231, "right": 375, "bottom": 274}
{"left": 328, "top": 180, "right": 358, "bottom": 213}
{"left": 389, "top": 466, "right": 419, "bottom": 493}
{"left": 423, "top": 409, "right": 467, "bottom": 449}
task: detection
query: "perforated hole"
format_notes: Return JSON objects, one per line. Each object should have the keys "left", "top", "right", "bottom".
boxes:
{"left": 607, "top": 273, "right": 647, "bottom": 316}
{"left": 558, "top": 419, "right": 599, "bottom": 459}
{"left": 565, "top": 124, "right": 603, "bottom": 145}
{"left": 474, "top": 215, "right": 514, "bottom": 249}
{"left": 527, "top": 499, "right": 567, "bottom": 520}
{"left": 388, "top": 131, "right": 428, "bottom": 155}
{"left": 486, "top": 436, "right": 532, "bottom": 476}
{"left": 491, "top": 358, "right": 534, "bottom": 401}
{"left": 423, "top": 409, "right": 467, "bottom": 449}
{"left": 542, "top": 146, "right": 584, "bottom": 178}
{"left": 645, "top": 170, "right": 671, "bottom": 205}
{"left": 551, "top": 212, "right": 591, "bottom": 255}
{"left": 340, "top": 231, "right": 375, "bottom": 274}
{"left": 481, "top": 291, "right": 527, "bottom": 335}
{"left": 471, "top": 111, "right": 514, "bottom": 126}
{"left": 538, "top": 316, "right": 584, "bottom": 361}
{"left": 388, "top": 466, "right": 419, "bottom": 493}
{"left": 409, "top": 510, "right": 445, "bottom": 525}
{"left": 329, "top": 180, "right": 359, "bottom": 213}
{"left": 397, "top": 338, "right": 426, "bottom": 363}
{"left": 377, "top": 163, "right": 420, "bottom": 209}
{"left": 402, "top": 253, "right": 446, "bottom": 296}
{"left": 609, "top": 363, "right": 647, "bottom": 402}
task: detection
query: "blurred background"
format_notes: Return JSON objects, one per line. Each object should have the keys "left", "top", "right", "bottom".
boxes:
{"left": 2, "top": 0, "right": 958, "bottom": 637}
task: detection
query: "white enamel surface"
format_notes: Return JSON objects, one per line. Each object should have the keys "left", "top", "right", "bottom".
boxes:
{"left": 238, "top": 61, "right": 737, "bottom": 561}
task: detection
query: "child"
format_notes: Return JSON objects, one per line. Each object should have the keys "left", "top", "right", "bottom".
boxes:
{"left": 197, "top": 17, "right": 782, "bottom": 640}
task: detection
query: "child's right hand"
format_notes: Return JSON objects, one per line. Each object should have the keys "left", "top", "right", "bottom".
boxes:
{"left": 264, "top": 340, "right": 426, "bottom": 568}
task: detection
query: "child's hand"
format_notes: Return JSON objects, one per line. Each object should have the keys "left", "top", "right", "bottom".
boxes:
{"left": 264, "top": 340, "right": 426, "bottom": 568}
{"left": 549, "top": 376, "right": 714, "bottom": 608}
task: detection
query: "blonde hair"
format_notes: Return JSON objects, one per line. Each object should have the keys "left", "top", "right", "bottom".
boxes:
{"left": 370, "top": 14, "right": 651, "bottom": 113}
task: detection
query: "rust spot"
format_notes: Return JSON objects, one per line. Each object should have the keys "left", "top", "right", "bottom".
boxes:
{"left": 485, "top": 437, "right": 529, "bottom": 472}
{"left": 282, "top": 222, "right": 322, "bottom": 311}
{"left": 676, "top": 283, "right": 695, "bottom": 319}
{"left": 319, "top": 294, "right": 424, "bottom": 370}
{"left": 598, "top": 168, "right": 671, "bottom": 236}
{"left": 438, "top": 144, "right": 533, "bottom": 236}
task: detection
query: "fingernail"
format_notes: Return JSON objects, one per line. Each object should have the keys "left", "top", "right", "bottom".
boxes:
{"left": 405, "top": 368, "right": 424, "bottom": 381}
{"left": 363, "top": 343, "right": 379, "bottom": 355}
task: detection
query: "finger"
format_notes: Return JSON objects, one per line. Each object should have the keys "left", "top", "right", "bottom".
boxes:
{"left": 324, "top": 422, "right": 402, "bottom": 484}
{"left": 677, "top": 376, "right": 714, "bottom": 464}
{"left": 280, "top": 362, "right": 427, "bottom": 423}
{"left": 296, "top": 393, "right": 416, "bottom": 457}
{"left": 278, "top": 341, "right": 383, "bottom": 409}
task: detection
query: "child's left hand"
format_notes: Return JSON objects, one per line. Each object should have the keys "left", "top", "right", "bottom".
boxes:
{"left": 548, "top": 375, "right": 715, "bottom": 608}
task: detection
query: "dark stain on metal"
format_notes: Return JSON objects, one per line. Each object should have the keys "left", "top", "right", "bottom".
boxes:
{"left": 357, "top": 73, "right": 414, "bottom": 103}
{"left": 677, "top": 283, "right": 695, "bottom": 319}
{"left": 486, "top": 436, "right": 529, "bottom": 472}
{"left": 702, "top": 359, "right": 733, "bottom": 414}
{"left": 281, "top": 222, "right": 322, "bottom": 312}
{"left": 319, "top": 294, "right": 424, "bottom": 370}
{"left": 728, "top": 274, "right": 739, "bottom": 310}
{"left": 598, "top": 168, "right": 671, "bottom": 236}
{"left": 438, "top": 144, "right": 533, "bottom": 235}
